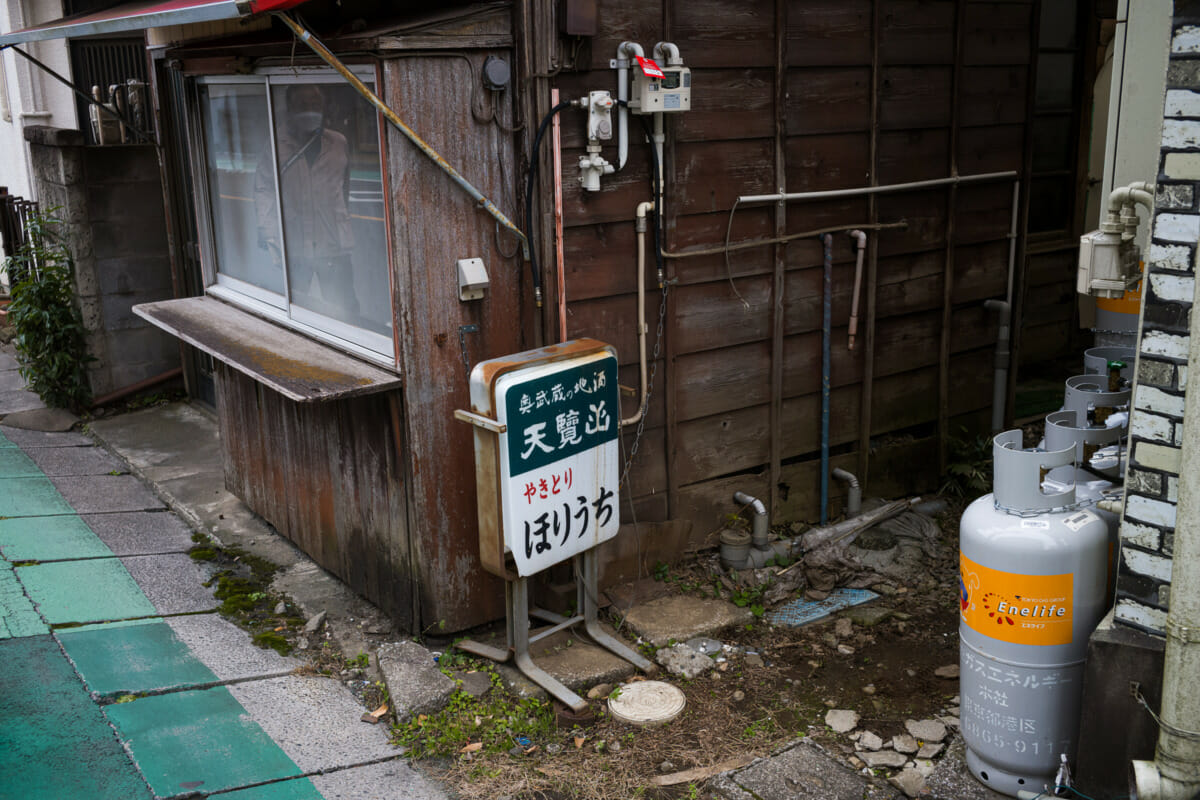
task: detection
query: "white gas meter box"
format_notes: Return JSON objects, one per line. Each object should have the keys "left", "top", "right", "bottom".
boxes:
{"left": 630, "top": 57, "right": 691, "bottom": 114}
{"left": 457, "top": 257, "right": 489, "bottom": 301}
{"left": 461, "top": 340, "right": 621, "bottom": 578}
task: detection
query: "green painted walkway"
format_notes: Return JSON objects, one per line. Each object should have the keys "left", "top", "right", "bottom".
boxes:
{"left": 0, "top": 428, "right": 323, "bottom": 800}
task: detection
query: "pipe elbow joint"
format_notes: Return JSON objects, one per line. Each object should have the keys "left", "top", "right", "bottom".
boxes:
{"left": 617, "top": 41, "right": 644, "bottom": 60}
{"left": 984, "top": 298, "right": 1011, "bottom": 314}
{"left": 653, "top": 41, "right": 683, "bottom": 66}
{"left": 848, "top": 229, "right": 867, "bottom": 248}
{"left": 733, "top": 491, "right": 767, "bottom": 517}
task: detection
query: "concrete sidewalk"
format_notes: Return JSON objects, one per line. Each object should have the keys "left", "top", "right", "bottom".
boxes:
{"left": 0, "top": 417, "right": 443, "bottom": 799}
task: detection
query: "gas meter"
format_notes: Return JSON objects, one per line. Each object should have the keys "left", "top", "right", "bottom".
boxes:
{"left": 629, "top": 57, "right": 691, "bottom": 114}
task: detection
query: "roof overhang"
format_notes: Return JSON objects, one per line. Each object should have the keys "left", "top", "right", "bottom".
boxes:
{"left": 0, "top": 0, "right": 309, "bottom": 47}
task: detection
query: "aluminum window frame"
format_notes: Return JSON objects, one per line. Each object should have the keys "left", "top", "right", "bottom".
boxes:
{"left": 188, "top": 64, "right": 396, "bottom": 367}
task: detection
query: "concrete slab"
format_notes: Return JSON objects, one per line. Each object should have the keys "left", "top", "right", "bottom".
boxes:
{"left": 621, "top": 594, "right": 754, "bottom": 647}
{"left": 91, "top": 404, "right": 305, "bottom": 570}
{"left": 49, "top": 475, "right": 165, "bottom": 513}
{"left": 0, "top": 514, "right": 115, "bottom": 561}
{"left": 377, "top": 640, "right": 456, "bottom": 722}
{"left": 0, "top": 370, "right": 27, "bottom": 392}
{"left": 718, "top": 740, "right": 900, "bottom": 800}
{"left": 923, "top": 739, "right": 1010, "bottom": 800}
{"left": 492, "top": 624, "right": 638, "bottom": 699}
{"left": 212, "top": 777, "right": 323, "bottom": 799}
{"left": 0, "top": 561, "right": 49, "bottom": 638}
{"left": 0, "top": 446, "right": 41, "bottom": 477}
{"left": 120, "top": 554, "right": 217, "bottom": 615}
{"left": 0, "top": 635, "right": 152, "bottom": 800}
{"left": 309, "top": 757, "right": 449, "bottom": 799}
{"left": 0, "top": 351, "right": 18, "bottom": 370}
{"left": 166, "top": 613, "right": 301, "bottom": 681}
{"left": 0, "top": 476, "right": 74, "bottom": 517}
{"left": 82, "top": 511, "right": 196, "bottom": 556}
{"left": 18, "top": 559, "right": 156, "bottom": 625}
{"left": 105, "top": 686, "right": 303, "bottom": 798}
{"left": 1, "top": 406, "right": 78, "bottom": 432}
{"left": 57, "top": 620, "right": 219, "bottom": 697}
{"left": 227, "top": 675, "right": 398, "bottom": 772}
{"left": 28, "top": 445, "right": 124, "bottom": 476}
{"left": 0, "top": 425, "right": 91, "bottom": 447}
{"left": 0, "top": 388, "right": 46, "bottom": 415}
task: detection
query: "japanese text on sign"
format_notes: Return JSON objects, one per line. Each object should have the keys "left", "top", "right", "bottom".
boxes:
{"left": 496, "top": 351, "right": 621, "bottom": 576}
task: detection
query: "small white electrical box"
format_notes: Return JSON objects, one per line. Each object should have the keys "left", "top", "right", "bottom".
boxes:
{"left": 630, "top": 65, "right": 691, "bottom": 115}
{"left": 457, "top": 257, "right": 489, "bottom": 301}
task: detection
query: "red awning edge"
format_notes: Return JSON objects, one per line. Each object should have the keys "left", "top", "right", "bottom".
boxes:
{"left": 0, "top": 0, "right": 310, "bottom": 48}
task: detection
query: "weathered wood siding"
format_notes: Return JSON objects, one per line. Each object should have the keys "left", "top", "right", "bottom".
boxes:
{"left": 385, "top": 48, "right": 522, "bottom": 631}
{"left": 216, "top": 364, "right": 416, "bottom": 630}
{"left": 540, "top": 0, "right": 1036, "bottom": 548}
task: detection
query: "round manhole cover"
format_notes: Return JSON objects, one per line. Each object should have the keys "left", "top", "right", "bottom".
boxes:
{"left": 607, "top": 680, "right": 686, "bottom": 726}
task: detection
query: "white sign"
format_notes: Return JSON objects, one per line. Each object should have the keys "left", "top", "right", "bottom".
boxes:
{"left": 495, "top": 351, "right": 620, "bottom": 576}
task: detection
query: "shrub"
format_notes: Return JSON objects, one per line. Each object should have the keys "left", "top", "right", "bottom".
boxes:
{"left": 4, "top": 210, "right": 93, "bottom": 412}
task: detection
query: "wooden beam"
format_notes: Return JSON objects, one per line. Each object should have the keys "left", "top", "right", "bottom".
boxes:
{"left": 769, "top": 0, "right": 787, "bottom": 517}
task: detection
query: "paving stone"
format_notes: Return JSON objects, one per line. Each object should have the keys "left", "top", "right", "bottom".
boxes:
{"left": 2, "top": 407, "right": 78, "bottom": 432}
{"left": 826, "top": 708, "right": 860, "bottom": 733}
{"left": 209, "top": 778, "right": 323, "bottom": 799}
{"left": 27, "top": 446, "right": 124, "bottom": 476}
{"left": 656, "top": 643, "right": 716, "bottom": 679}
{"left": 309, "top": 757, "right": 448, "bottom": 799}
{"left": 889, "top": 768, "right": 927, "bottom": 798}
{"left": 0, "top": 425, "right": 91, "bottom": 447}
{"left": 0, "top": 514, "right": 114, "bottom": 562}
{"left": 0, "top": 635, "right": 152, "bottom": 799}
{"left": 0, "top": 370, "right": 27, "bottom": 392}
{"left": 905, "top": 718, "right": 948, "bottom": 743}
{"left": 454, "top": 670, "right": 493, "bottom": 698}
{"left": 105, "top": 686, "right": 302, "bottom": 798}
{"left": 166, "top": 613, "right": 300, "bottom": 681}
{"left": 0, "top": 352, "right": 18, "bottom": 371}
{"left": 82, "top": 511, "right": 196, "bottom": 556}
{"left": 57, "top": 619, "right": 218, "bottom": 697}
{"left": 917, "top": 742, "right": 944, "bottom": 759}
{"left": 621, "top": 593, "right": 753, "bottom": 646}
{"left": 17, "top": 559, "right": 155, "bottom": 625}
{"left": 0, "top": 476, "right": 74, "bottom": 517}
{"left": 49, "top": 475, "right": 164, "bottom": 513}
{"left": 858, "top": 731, "right": 884, "bottom": 751}
{"left": 863, "top": 750, "right": 908, "bottom": 769}
{"left": 120, "top": 553, "right": 216, "bottom": 615}
{"left": 227, "top": 675, "right": 397, "bottom": 772}
{"left": 723, "top": 739, "right": 900, "bottom": 800}
{"left": 0, "top": 446, "right": 41, "bottom": 477}
{"left": 0, "top": 561, "right": 49, "bottom": 638}
{"left": 0, "top": 388, "right": 48, "bottom": 415}
{"left": 378, "top": 640, "right": 456, "bottom": 722}
{"left": 843, "top": 604, "right": 895, "bottom": 627}
{"left": 893, "top": 734, "right": 920, "bottom": 754}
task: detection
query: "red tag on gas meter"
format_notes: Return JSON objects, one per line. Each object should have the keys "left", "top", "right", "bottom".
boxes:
{"left": 635, "top": 56, "right": 665, "bottom": 79}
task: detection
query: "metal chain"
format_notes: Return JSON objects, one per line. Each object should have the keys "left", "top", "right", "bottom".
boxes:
{"left": 620, "top": 281, "right": 669, "bottom": 487}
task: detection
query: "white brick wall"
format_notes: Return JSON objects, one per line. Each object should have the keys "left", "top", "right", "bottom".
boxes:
{"left": 1155, "top": 212, "right": 1200, "bottom": 242}
{"left": 1142, "top": 330, "right": 1190, "bottom": 360}
{"left": 1116, "top": 599, "right": 1169, "bottom": 632}
{"left": 1149, "top": 243, "right": 1194, "bottom": 271}
{"left": 1126, "top": 495, "right": 1179, "bottom": 528}
{"left": 1123, "top": 548, "right": 1175, "bottom": 583}
{"left": 1132, "top": 410, "right": 1176, "bottom": 443}
{"left": 1135, "top": 385, "right": 1188, "bottom": 416}
{"left": 1150, "top": 272, "right": 1196, "bottom": 302}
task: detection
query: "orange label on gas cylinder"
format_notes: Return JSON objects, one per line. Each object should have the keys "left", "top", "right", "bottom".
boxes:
{"left": 959, "top": 553, "right": 1074, "bottom": 646}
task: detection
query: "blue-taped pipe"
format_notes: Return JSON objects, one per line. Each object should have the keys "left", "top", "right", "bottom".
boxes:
{"left": 821, "top": 234, "right": 833, "bottom": 525}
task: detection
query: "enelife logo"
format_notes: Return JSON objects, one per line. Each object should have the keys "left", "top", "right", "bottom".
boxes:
{"left": 959, "top": 553, "right": 1074, "bottom": 646}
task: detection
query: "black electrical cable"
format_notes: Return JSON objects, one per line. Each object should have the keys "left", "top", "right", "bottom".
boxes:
{"left": 636, "top": 114, "right": 666, "bottom": 284}
{"left": 525, "top": 100, "right": 573, "bottom": 306}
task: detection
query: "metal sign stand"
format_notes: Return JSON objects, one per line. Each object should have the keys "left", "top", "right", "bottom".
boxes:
{"left": 456, "top": 339, "right": 655, "bottom": 712}
{"left": 457, "top": 548, "right": 653, "bottom": 712}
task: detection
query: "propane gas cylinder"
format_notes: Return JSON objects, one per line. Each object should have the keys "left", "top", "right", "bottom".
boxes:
{"left": 959, "top": 431, "right": 1110, "bottom": 798}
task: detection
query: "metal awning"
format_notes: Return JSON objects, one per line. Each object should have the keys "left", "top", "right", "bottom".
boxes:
{"left": 0, "top": 0, "right": 309, "bottom": 47}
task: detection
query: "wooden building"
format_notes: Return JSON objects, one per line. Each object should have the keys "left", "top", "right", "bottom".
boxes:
{"left": 0, "top": 0, "right": 1099, "bottom": 633}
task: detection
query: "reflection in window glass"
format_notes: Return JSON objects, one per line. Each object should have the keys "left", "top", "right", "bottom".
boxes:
{"left": 199, "top": 83, "right": 284, "bottom": 296}
{"left": 265, "top": 81, "right": 390, "bottom": 337}
{"left": 1035, "top": 53, "right": 1076, "bottom": 109}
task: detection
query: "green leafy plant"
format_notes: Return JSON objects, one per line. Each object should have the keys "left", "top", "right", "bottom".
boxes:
{"left": 4, "top": 209, "right": 93, "bottom": 412}
{"left": 940, "top": 428, "right": 993, "bottom": 499}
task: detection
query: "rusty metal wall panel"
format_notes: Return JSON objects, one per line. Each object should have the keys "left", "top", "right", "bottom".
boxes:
{"left": 215, "top": 363, "right": 416, "bottom": 630}
{"left": 385, "top": 51, "right": 518, "bottom": 632}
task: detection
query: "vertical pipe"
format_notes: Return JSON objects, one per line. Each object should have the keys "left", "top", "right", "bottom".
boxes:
{"left": 821, "top": 233, "right": 833, "bottom": 525}
{"left": 939, "top": 0, "right": 965, "bottom": 474}
{"left": 551, "top": 87, "right": 566, "bottom": 343}
{"left": 769, "top": 0, "right": 787, "bottom": 518}
{"left": 857, "top": 0, "right": 881, "bottom": 487}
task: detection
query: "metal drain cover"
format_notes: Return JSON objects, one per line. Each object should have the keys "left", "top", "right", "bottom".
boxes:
{"left": 608, "top": 680, "right": 686, "bottom": 726}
